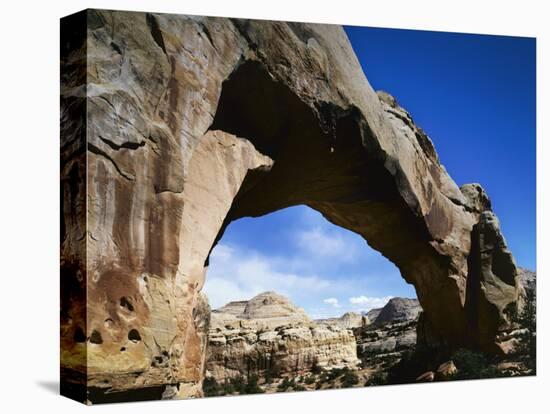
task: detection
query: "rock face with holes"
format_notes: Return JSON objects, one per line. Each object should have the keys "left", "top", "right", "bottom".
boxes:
{"left": 206, "top": 292, "right": 360, "bottom": 381}
{"left": 61, "top": 9, "right": 521, "bottom": 402}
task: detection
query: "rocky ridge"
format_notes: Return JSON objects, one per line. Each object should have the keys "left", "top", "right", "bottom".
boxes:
{"left": 206, "top": 292, "right": 361, "bottom": 381}
{"left": 354, "top": 298, "right": 420, "bottom": 368}
{"left": 315, "top": 312, "right": 365, "bottom": 329}
{"left": 518, "top": 267, "right": 536, "bottom": 296}
{"left": 371, "top": 297, "right": 421, "bottom": 325}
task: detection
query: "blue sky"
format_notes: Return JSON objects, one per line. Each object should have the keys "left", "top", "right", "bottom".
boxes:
{"left": 204, "top": 26, "right": 536, "bottom": 318}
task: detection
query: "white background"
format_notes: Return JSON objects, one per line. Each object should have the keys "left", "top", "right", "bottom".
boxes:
{"left": 0, "top": 0, "right": 547, "bottom": 412}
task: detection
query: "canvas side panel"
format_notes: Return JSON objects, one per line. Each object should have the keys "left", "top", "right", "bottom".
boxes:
{"left": 60, "top": 9, "right": 88, "bottom": 404}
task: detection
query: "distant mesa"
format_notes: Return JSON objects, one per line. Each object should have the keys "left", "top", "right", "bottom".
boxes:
{"left": 206, "top": 291, "right": 425, "bottom": 383}
{"left": 211, "top": 291, "right": 310, "bottom": 330}
{"left": 316, "top": 311, "right": 365, "bottom": 329}
{"left": 212, "top": 292, "right": 421, "bottom": 330}
{"left": 207, "top": 291, "right": 361, "bottom": 381}
{"left": 214, "top": 300, "right": 248, "bottom": 316}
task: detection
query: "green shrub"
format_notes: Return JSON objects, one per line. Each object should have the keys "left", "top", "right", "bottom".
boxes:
{"left": 222, "top": 381, "right": 234, "bottom": 395}
{"left": 305, "top": 375, "right": 316, "bottom": 385}
{"left": 385, "top": 349, "right": 433, "bottom": 384}
{"left": 243, "top": 374, "right": 265, "bottom": 394}
{"left": 326, "top": 367, "right": 345, "bottom": 381}
{"left": 264, "top": 366, "right": 274, "bottom": 384}
{"left": 451, "top": 349, "right": 506, "bottom": 380}
{"left": 311, "top": 362, "right": 322, "bottom": 375}
{"left": 452, "top": 349, "right": 487, "bottom": 379}
{"left": 365, "top": 371, "right": 387, "bottom": 386}
{"left": 318, "top": 372, "right": 329, "bottom": 383}
{"left": 513, "top": 289, "right": 537, "bottom": 372}
{"left": 203, "top": 377, "right": 222, "bottom": 397}
{"left": 277, "top": 377, "right": 295, "bottom": 392}
{"left": 341, "top": 370, "right": 359, "bottom": 388}
{"left": 230, "top": 375, "right": 246, "bottom": 394}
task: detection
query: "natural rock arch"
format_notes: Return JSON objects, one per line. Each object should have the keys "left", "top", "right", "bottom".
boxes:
{"left": 60, "top": 10, "right": 520, "bottom": 401}
{"left": 200, "top": 59, "right": 518, "bottom": 354}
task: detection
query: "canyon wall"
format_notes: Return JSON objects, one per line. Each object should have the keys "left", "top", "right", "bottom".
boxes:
{"left": 206, "top": 292, "right": 360, "bottom": 381}
{"left": 354, "top": 298, "right": 421, "bottom": 368}
{"left": 61, "top": 9, "right": 520, "bottom": 403}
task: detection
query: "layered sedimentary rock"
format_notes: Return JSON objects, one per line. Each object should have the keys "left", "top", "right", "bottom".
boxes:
{"left": 372, "top": 298, "right": 421, "bottom": 325}
{"left": 206, "top": 292, "right": 360, "bottom": 381}
{"left": 495, "top": 268, "right": 536, "bottom": 354}
{"left": 61, "top": 9, "right": 520, "bottom": 402}
{"left": 364, "top": 308, "right": 382, "bottom": 323}
{"left": 316, "top": 312, "right": 365, "bottom": 329}
{"left": 210, "top": 291, "right": 310, "bottom": 331}
{"left": 518, "top": 268, "right": 536, "bottom": 297}
{"left": 355, "top": 298, "right": 420, "bottom": 366}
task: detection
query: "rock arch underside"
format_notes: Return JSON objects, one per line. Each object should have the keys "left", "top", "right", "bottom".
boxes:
{"left": 60, "top": 10, "right": 521, "bottom": 402}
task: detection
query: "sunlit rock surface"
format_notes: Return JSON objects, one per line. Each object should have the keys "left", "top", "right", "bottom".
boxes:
{"left": 316, "top": 312, "right": 365, "bottom": 329}
{"left": 206, "top": 292, "right": 360, "bottom": 381}
{"left": 61, "top": 9, "right": 520, "bottom": 402}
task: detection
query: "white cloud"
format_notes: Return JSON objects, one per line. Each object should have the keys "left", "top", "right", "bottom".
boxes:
{"left": 348, "top": 295, "right": 392, "bottom": 311}
{"left": 203, "top": 206, "right": 415, "bottom": 317}
{"left": 210, "top": 243, "right": 233, "bottom": 261}
{"left": 204, "top": 243, "right": 336, "bottom": 309}
{"left": 323, "top": 297, "right": 340, "bottom": 308}
{"left": 295, "top": 226, "right": 360, "bottom": 262}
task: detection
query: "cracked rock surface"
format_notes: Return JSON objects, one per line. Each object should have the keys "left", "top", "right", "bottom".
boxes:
{"left": 61, "top": 9, "right": 520, "bottom": 402}
{"left": 206, "top": 292, "right": 360, "bottom": 381}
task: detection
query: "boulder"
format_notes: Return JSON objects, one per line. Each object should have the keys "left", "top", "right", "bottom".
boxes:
{"left": 436, "top": 361, "right": 457, "bottom": 379}
{"left": 416, "top": 371, "right": 435, "bottom": 382}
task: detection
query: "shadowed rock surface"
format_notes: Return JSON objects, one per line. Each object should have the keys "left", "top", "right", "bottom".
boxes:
{"left": 364, "top": 308, "right": 382, "bottom": 323}
{"left": 373, "top": 298, "right": 421, "bottom": 325}
{"left": 61, "top": 9, "right": 521, "bottom": 402}
{"left": 355, "top": 320, "right": 418, "bottom": 367}
{"left": 354, "top": 297, "right": 420, "bottom": 367}
{"left": 355, "top": 271, "right": 535, "bottom": 378}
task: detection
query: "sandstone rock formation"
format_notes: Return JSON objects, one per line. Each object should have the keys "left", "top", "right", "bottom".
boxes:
{"left": 354, "top": 298, "right": 420, "bottom": 367}
{"left": 316, "top": 312, "right": 365, "bottom": 329}
{"left": 364, "top": 308, "right": 382, "bottom": 323}
{"left": 436, "top": 360, "right": 457, "bottom": 379}
{"left": 356, "top": 320, "right": 417, "bottom": 361}
{"left": 215, "top": 301, "right": 248, "bottom": 316}
{"left": 206, "top": 292, "right": 360, "bottom": 381}
{"left": 372, "top": 298, "right": 421, "bottom": 325}
{"left": 61, "top": 9, "right": 521, "bottom": 402}
{"left": 210, "top": 291, "right": 310, "bottom": 330}
{"left": 518, "top": 267, "right": 536, "bottom": 297}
